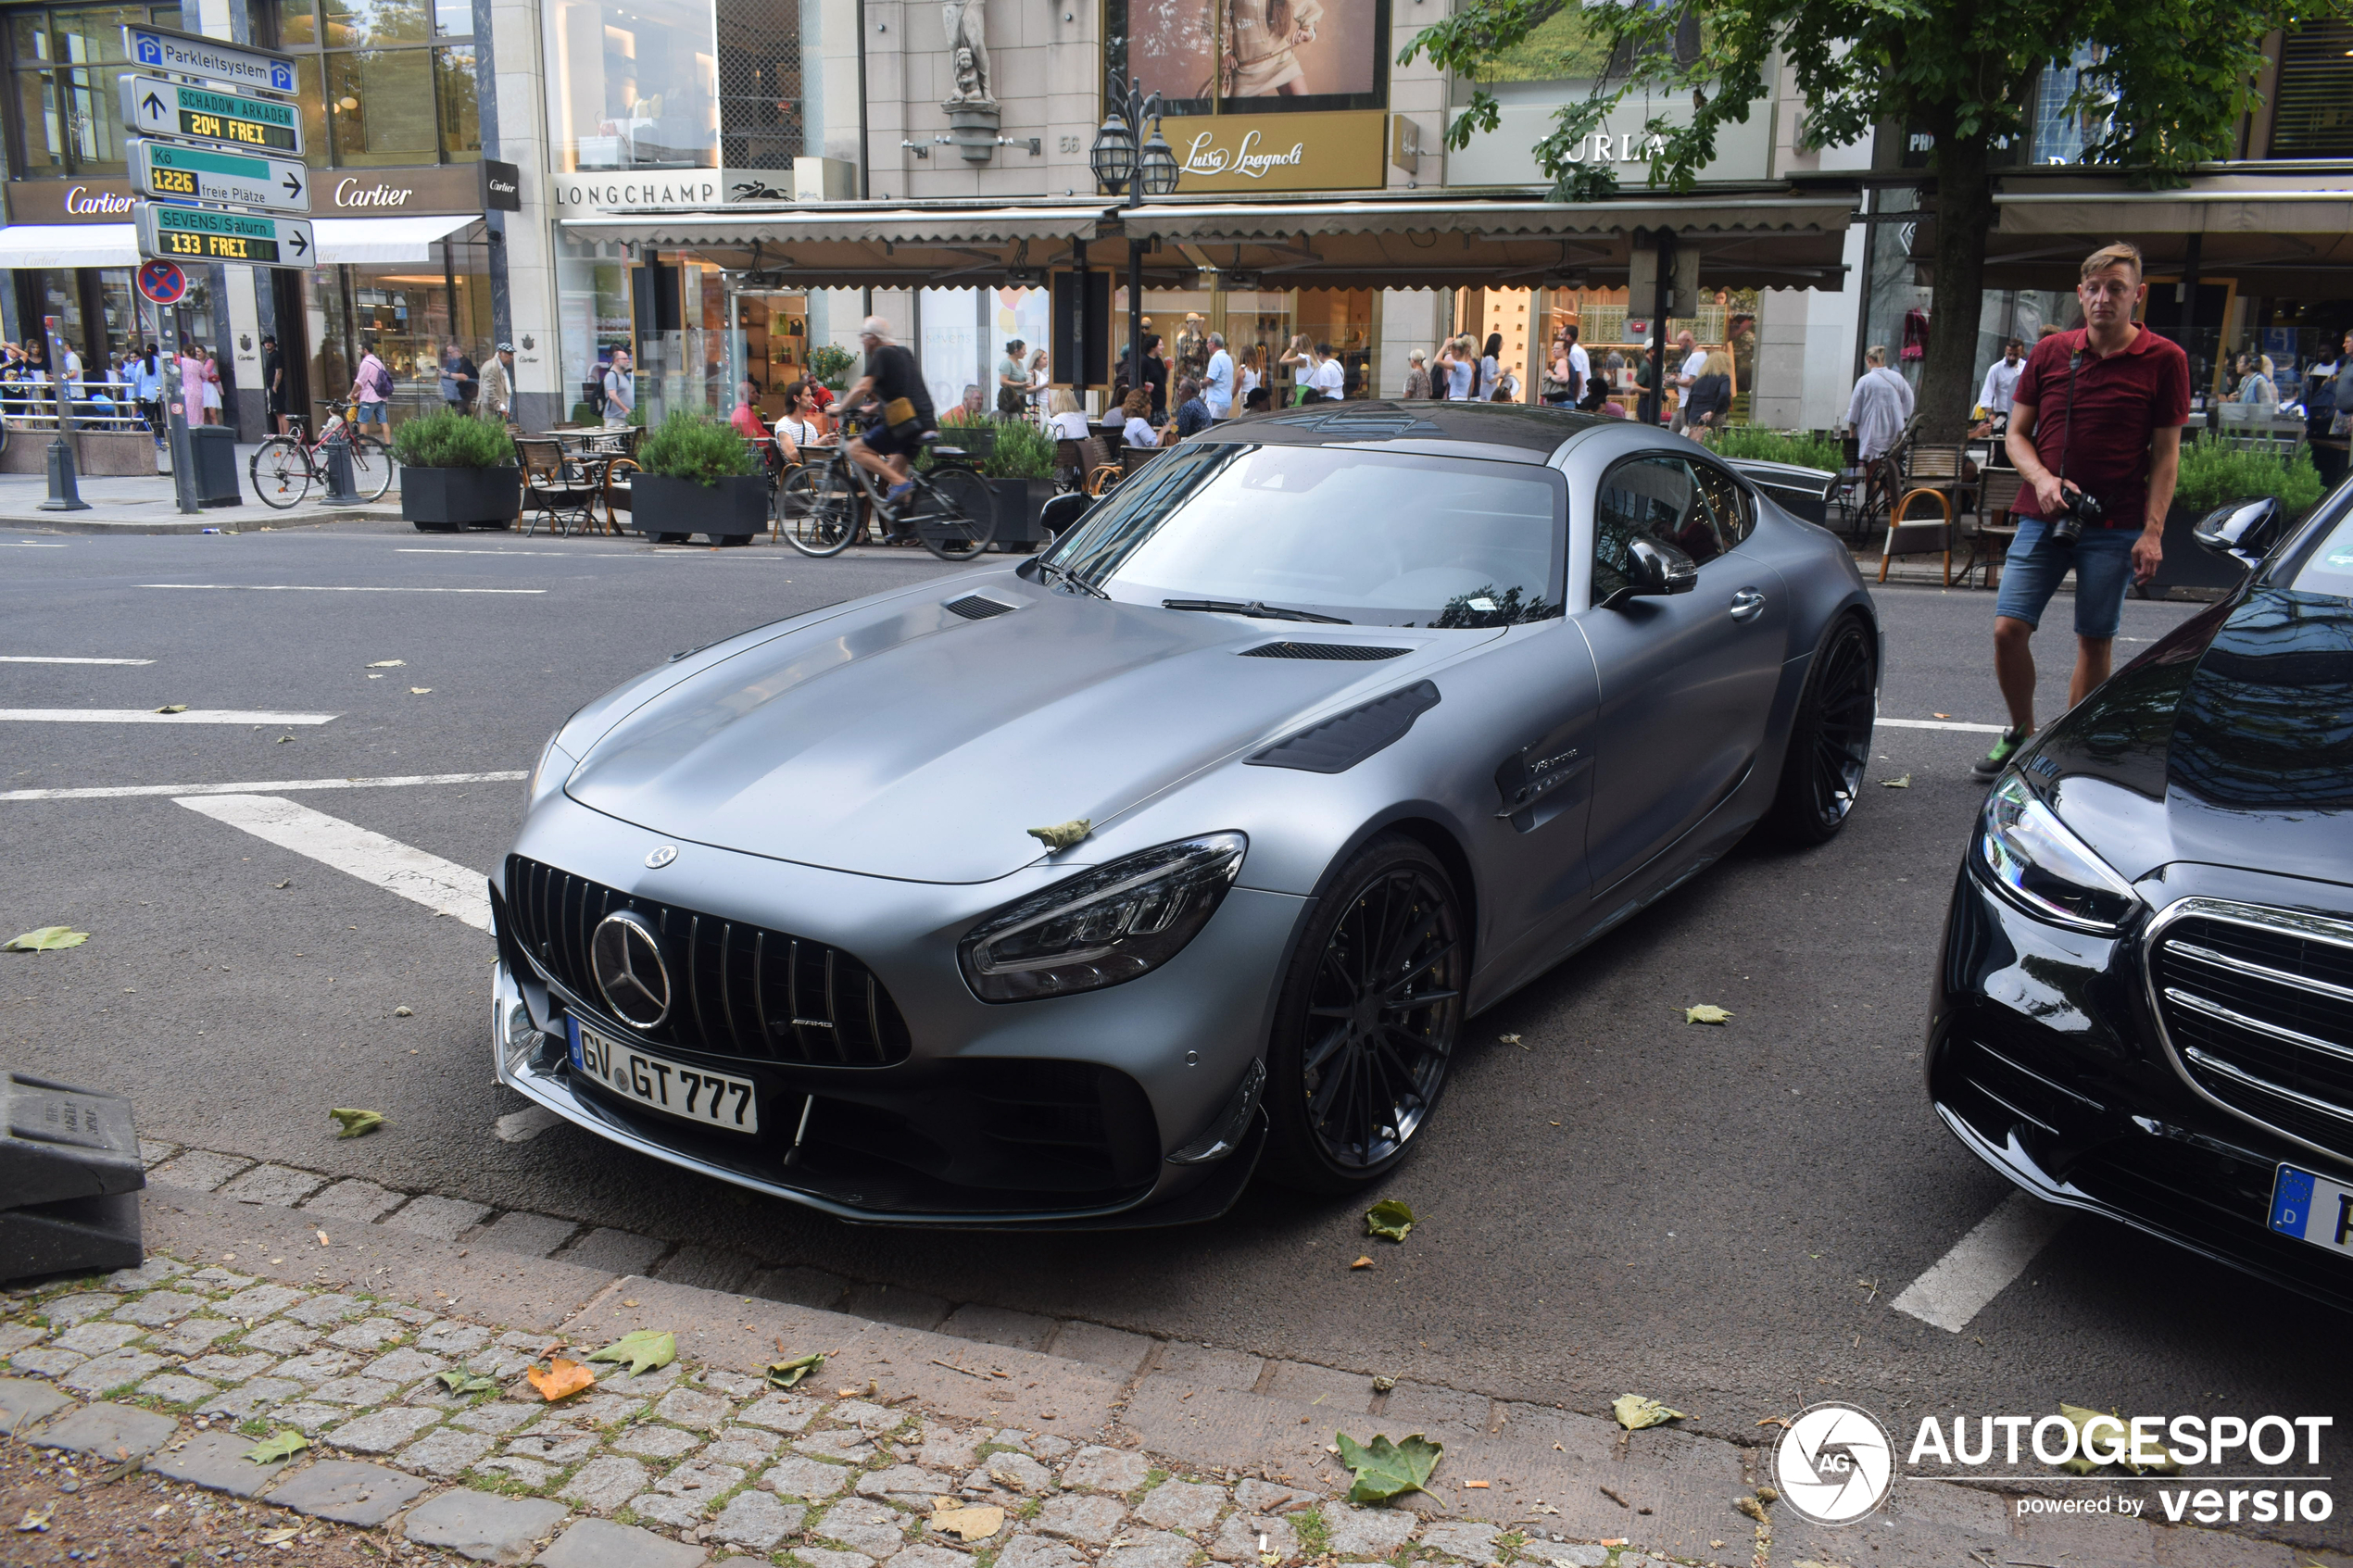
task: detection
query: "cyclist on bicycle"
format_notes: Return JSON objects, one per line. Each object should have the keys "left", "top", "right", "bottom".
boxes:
{"left": 838, "top": 316, "right": 934, "bottom": 513}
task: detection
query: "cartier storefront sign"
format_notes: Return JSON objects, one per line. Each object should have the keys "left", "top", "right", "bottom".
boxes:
{"left": 1169, "top": 110, "right": 1386, "bottom": 194}
{"left": 6, "top": 178, "right": 138, "bottom": 223}
{"left": 7, "top": 164, "right": 485, "bottom": 225}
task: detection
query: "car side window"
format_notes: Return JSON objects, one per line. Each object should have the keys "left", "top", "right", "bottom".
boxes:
{"left": 1687, "top": 461, "right": 1754, "bottom": 553}
{"left": 1593, "top": 456, "right": 1713, "bottom": 603}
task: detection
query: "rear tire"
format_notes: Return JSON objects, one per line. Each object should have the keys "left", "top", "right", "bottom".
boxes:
{"left": 1261, "top": 834, "right": 1465, "bottom": 1193}
{"left": 913, "top": 467, "right": 997, "bottom": 561}
{"left": 346, "top": 434, "right": 395, "bottom": 502}
{"left": 250, "top": 437, "right": 310, "bottom": 509}
{"left": 1762, "top": 615, "right": 1876, "bottom": 846}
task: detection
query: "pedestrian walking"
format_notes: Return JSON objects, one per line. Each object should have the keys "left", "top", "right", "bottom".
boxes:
{"left": 1443, "top": 336, "right": 1475, "bottom": 401}
{"left": 1476, "top": 332, "right": 1503, "bottom": 400}
{"left": 601, "top": 348, "right": 634, "bottom": 430}
{"left": 1238, "top": 345, "right": 1265, "bottom": 408}
{"left": 200, "top": 347, "right": 223, "bottom": 424}
{"left": 132, "top": 343, "right": 166, "bottom": 445}
{"left": 1203, "top": 332, "right": 1234, "bottom": 419}
{"left": 1973, "top": 241, "right": 2188, "bottom": 783}
{"left": 2232, "top": 352, "right": 2278, "bottom": 408}
{"left": 1683, "top": 348, "right": 1732, "bottom": 437}
{"left": 349, "top": 343, "right": 393, "bottom": 438}
{"left": 1401, "top": 348, "right": 1432, "bottom": 400}
{"left": 1843, "top": 345, "right": 1914, "bottom": 461}
{"left": 440, "top": 342, "right": 478, "bottom": 415}
{"left": 1307, "top": 342, "right": 1346, "bottom": 402}
{"left": 1669, "top": 331, "right": 1706, "bottom": 432}
{"left": 1978, "top": 337, "right": 2025, "bottom": 420}
{"left": 479, "top": 343, "right": 516, "bottom": 426}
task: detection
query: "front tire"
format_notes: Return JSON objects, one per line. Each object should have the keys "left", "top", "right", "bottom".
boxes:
{"left": 781, "top": 465, "right": 858, "bottom": 557}
{"left": 1262, "top": 834, "right": 1465, "bottom": 1192}
{"left": 1762, "top": 614, "right": 1876, "bottom": 846}
{"left": 249, "top": 437, "right": 310, "bottom": 509}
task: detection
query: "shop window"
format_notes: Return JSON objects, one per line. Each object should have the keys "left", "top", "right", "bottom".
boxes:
{"left": 271, "top": 0, "right": 478, "bottom": 169}
{"left": 1107, "top": 0, "right": 1390, "bottom": 118}
{"left": 544, "top": 0, "right": 719, "bottom": 171}
{"left": 716, "top": 0, "right": 805, "bottom": 169}
{"left": 435, "top": 44, "right": 479, "bottom": 159}
{"left": 327, "top": 47, "right": 437, "bottom": 165}
{"left": 5, "top": 2, "right": 179, "bottom": 177}
{"left": 2268, "top": 22, "right": 2353, "bottom": 158}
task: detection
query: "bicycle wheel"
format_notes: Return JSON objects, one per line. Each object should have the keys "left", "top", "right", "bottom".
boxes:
{"left": 911, "top": 466, "right": 996, "bottom": 561}
{"left": 781, "top": 463, "right": 860, "bottom": 557}
{"left": 345, "top": 434, "right": 396, "bottom": 502}
{"left": 250, "top": 436, "right": 312, "bottom": 509}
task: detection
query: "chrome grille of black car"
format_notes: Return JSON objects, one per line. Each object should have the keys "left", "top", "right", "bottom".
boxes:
{"left": 2150, "top": 903, "right": 2353, "bottom": 1160}
{"left": 504, "top": 855, "right": 912, "bottom": 1067}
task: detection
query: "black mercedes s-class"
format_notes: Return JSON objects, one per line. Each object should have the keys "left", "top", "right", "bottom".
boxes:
{"left": 1929, "top": 476, "right": 2353, "bottom": 1309}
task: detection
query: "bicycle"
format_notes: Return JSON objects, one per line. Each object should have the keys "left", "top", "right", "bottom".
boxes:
{"left": 778, "top": 426, "right": 994, "bottom": 560}
{"left": 249, "top": 401, "right": 395, "bottom": 508}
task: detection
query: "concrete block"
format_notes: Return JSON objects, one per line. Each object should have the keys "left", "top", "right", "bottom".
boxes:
{"left": 111, "top": 1287, "right": 205, "bottom": 1326}
{"left": 1320, "top": 1501, "right": 1416, "bottom": 1557}
{"left": 1045, "top": 1322, "right": 1153, "bottom": 1375}
{"left": 139, "top": 1373, "right": 219, "bottom": 1404}
{"left": 219, "top": 1163, "right": 331, "bottom": 1207}
{"left": 1152, "top": 1342, "right": 1264, "bottom": 1393}
{"left": 383, "top": 1193, "right": 494, "bottom": 1240}
{"left": 1061, "top": 1444, "right": 1152, "bottom": 1494}
{"left": 302, "top": 1179, "right": 409, "bottom": 1222}
{"left": 747, "top": 1264, "right": 849, "bottom": 1310}
{"left": 560, "top": 1453, "right": 650, "bottom": 1512}
{"left": 712, "top": 1488, "right": 806, "bottom": 1549}
{"left": 42, "top": 1292, "right": 126, "bottom": 1324}
{"left": 1209, "top": 1512, "right": 1300, "bottom": 1562}
{"left": 537, "top": 1515, "right": 709, "bottom": 1568}
{"left": 264, "top": 1458, "right": 433, "bottom": 1525}
{"left": 329, "top": 1403, "right": 443, "bottom": 1452}
{"left": 146, "top": 1428, "right": 297, "bottom": 1496}
{"left": 1103, "top": 1527, "right": 1195, "bottom": 1568}
{"left": 559, "top": 1226, "right": 666, "bottom": 1275}
{"left": 1263, "top": 1361, "right": 1375, "bottom": 1414}
{"left": 1381, "top": 1380, "right": 1489, "bottom": 1432}
{"left": 840, "top": 1279, "right": 950, "bottom": 1330}
{"left": 655, "top": 1241, "right": 756, "bottom": 1292}
{"left": 401, "top": 1425, "right": 497, "bottom": 1476}
{"left": 1137, "top": 1477, "right": 1225, "bottom": 1533}
{"left": 149, "top": 1150, "right": 254, "bottom": 1191}
{"left": 479, "top": 1210, "right": 581, "bottom": 1258}
{"left": 0, "top": 1376, "right": 72, "bottom": 1434}
{"left": 60, "top": 1348, "right": 167, "bottom": 1394}
{"left": 405, "top": 1487, "right": 573, "bottom": 1562}
{"left": 939, "top": 1303, "right": 1056, "bottom": 1350}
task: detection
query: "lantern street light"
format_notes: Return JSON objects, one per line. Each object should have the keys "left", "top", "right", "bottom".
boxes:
{"left": 1092, "top": 76, "right": 1180, "bottom": 416}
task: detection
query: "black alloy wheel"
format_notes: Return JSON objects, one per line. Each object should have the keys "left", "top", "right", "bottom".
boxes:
{"left": 1264, "top": 834, "right": 1465, "bottom": 1191}
{"left": 1764, "top": 615, "right": 1876, "bottom": 845}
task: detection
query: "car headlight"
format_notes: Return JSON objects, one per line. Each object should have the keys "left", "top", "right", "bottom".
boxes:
{"left": 1977, "top": 774, "right": 2140, "bottom": 933}
{"left": 959, "top": 833, "right": 1247, "bottom": 1002}
{"left": 524, "top": 732, "right": 574, "bottom": 809}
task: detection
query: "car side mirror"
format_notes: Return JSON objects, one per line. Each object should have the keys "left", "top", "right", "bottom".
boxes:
{"left": 1601, "top": 536, "right": 1700, "bottom": 609}
{"left": 2192, "top": 497, "right": 2283, "bottom": 566}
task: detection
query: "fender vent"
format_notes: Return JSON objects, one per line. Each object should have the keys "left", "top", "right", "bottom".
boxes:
{"left": 1239, "top": 641, "right": 1411, "bottom": 661}
{"left": 1248, "top": 681, "right": 1441, "bottom": 774}
{"left": 945, "top": 595, "right": 1017, "bottom": 621}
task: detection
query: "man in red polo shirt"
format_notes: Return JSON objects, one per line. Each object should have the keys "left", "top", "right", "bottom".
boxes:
{"left": 1972, "top": 241, "right": 2190, "bottom": 782}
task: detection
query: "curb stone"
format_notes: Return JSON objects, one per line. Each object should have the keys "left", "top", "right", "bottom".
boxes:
{"left": 0, "top": 1184, "right": 2334, "bottom": 1568}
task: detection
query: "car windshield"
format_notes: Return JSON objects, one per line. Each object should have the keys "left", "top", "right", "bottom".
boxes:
{"left": 1044, "top": 444, "right": 1565, "bottom": 628}
{"left": 2292, "top": 505, "right": 2353, "bottom": 599}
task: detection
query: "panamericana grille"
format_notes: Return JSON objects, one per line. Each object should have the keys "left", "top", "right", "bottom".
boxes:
{"left": 505, "top": 855, "right": 912, "bottom": 1067}
{"left": 2151, "top": 904, "right": 2353, "bottom": 1160}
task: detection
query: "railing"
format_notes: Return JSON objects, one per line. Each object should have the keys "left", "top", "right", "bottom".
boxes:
{"left": 0, "top": 386, "right": 158, "bottom": 433}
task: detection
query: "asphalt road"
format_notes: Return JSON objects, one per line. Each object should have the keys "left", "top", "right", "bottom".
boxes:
{"left": 6, "top": 520, "right": 2340, "bottom": 1477}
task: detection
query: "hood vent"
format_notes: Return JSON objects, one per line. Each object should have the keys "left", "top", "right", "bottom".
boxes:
{"left": 1240, "top": 641, "right": 1410, "bottom": 661}
{"left": 1248, "top": 681, "right": 1441, "bottom": 774}
{"left": 945, "top": 595, "right": 1018, "bottom": 621}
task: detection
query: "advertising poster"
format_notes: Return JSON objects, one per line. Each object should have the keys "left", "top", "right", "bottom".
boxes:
{"left": 1126, "top": 0, "right": 1382, "bottom": 110}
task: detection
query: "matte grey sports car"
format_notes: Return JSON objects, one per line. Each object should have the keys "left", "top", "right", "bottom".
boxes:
{"left": 490, "top": 403, "right": 1879, "bottom": 1225}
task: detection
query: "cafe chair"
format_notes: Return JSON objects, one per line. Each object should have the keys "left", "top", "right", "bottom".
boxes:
{"left": 1954, "top": 468, "right": 2027, "bottom": 590}
{"left": 517, "top": 438, "right": 601, "bottom": 538}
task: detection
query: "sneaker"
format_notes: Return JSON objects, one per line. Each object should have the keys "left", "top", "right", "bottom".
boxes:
{"left": 885, "top": 480, "right": 914, "bottom": 504}
{"left": 1970, "top": 726, "right": 2030, "bottom": 782}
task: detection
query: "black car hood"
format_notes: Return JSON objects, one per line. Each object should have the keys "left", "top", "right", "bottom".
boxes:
{"left": 2025, "top": 586, "right": 2353, "bottom": 887}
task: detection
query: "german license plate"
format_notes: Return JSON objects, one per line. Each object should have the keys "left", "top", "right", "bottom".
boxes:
{"left": 569, "top": 1018, "right": 759, "bottom": 1135}
{"left": 2268, "top": 1163, "right": 2353, "bottom": 1258}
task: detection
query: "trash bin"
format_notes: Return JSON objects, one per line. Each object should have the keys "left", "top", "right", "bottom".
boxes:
{"left": 0, "top": 1072, "right": 145, "bottom": 1283}
{"left": 188, "top": 424, "right": 243, "bottom": 508}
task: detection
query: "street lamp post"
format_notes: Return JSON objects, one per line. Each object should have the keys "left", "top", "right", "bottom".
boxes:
{"left": 1090, "top": 77, "right": 1178, "bottom": 418}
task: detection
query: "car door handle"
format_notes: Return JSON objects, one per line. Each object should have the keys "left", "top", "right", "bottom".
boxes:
{"left": 1729, "top": 587, "right": 1768, "bottom": 622}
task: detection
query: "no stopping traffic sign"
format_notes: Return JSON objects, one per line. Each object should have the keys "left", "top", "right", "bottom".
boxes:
{"left": 136, "top": 258, "right": 187, "bottom": 305}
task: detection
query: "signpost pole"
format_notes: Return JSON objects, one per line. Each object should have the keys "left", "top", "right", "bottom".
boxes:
{"left": 155, "top": 300, "right": 198, "bottom": 514}
{"left": 36, "top": 320, "right": 89, "bottom": 512}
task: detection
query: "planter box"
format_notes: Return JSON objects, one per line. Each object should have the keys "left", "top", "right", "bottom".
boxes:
{"left": 986, "top": 476, "right": 1056, "bottom": 552}
{"left": 401, "top": 465, "right": 521, "bottom": 532}
{"left": 629, "top": 470, "right": 764, "bottom": 544}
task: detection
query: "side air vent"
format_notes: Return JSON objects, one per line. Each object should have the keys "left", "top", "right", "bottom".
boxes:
{"left": 945, "top": 595, "right": 1017, "bottom": 621}
{"left": 1248, "top": 681, "right": 1441, "bottom": 774}
{"left": 1239, "top": 642, "right": 1411, "bottom": 662}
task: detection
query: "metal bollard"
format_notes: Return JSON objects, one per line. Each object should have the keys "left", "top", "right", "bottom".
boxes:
{"left": 322, "top": 430, "right": 363, "bottom": 505}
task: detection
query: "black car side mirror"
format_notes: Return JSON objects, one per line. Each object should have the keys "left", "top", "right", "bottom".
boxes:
{"left": 1601, "top": 537, "right": 1701, "bottom": 609}
{"left": 2193, "top": 497, "right": 2284, "bottom": 567}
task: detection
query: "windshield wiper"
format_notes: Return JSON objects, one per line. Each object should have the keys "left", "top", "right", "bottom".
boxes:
{"left": 1038, "top": 558, "right": 1107, "bottom": 598}
{"left": 1161, "top": 597, "right": 1352, "bottom": 624}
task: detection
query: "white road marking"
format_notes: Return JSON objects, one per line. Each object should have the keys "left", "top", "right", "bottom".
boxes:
{"left": 0, "top": 770, "right": 524, "bottom": 803}
{"left": 495, "top": 1106, "right": 564, "bottom": 1143}
{"left": 0, "top": 708, "right": 337, "bottom": 725}
{"left": 0, "top": 656, "right": 156, "bottom": 665}
{"left": 1, "top": 541, "right": 67, "bottom": 547}
{"left": 1879, "top": 718, "right": 2007, "bottom": 734}
{"left": 175, "top": 794, "right": 490, "bottom": 930}
{"left": 1890, "top": 1190, "right": 2071, "bottom": 1332}
{"left": 396, "top": 548, "right": 672, "bottom": 558}
{"left": 139, "top": 583, "right": 547, "bottom": 595}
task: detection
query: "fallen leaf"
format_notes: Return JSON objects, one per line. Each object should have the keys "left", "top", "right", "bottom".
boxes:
{"left": 1498, "top": 1033, "right": 1522, "bottom": 1046}
{"left": 366, "top": 659, "right": 405, "bottom": 668}
{"left": 1026, "top": 819, "right": 1091, "bottom": 851}
{"left": 1755, "top": 1486, "right": 1779, "bottom": 1503}
{"left": 15, "top": 1504, "right": 55, "bottom": 1532}
{"left": 2055, "top": 1403, "right": 2179, "bottom": 1475}
{"left": 1350, "top": 1256, "right": 1373, "bottom": 1270}
{"left": 329, "top": 1108, "right": 384, "bottom": 1138}
{"left": 765, "top": 1352, "right": 824, "bottom": 1388}
{"left": 275, "top": 735, "right": 294, "bottom": 744}
{"left": 1755, "top": 1417, "right": 1790, "bottom": 1430}
{"left": 585, "top": 1329, "right": 677, "bottom": 1377}
{"left": 156, "top": 704, "right": 187, "bottom": 714}
{"left": 434, "top": 1370, "right": 497, "bottom": 1394}
{"left": 245, "top": 1430, "right": 308, "bottom": 1464}
{"left": 273, "top": 880, "right": 290, "bottom": 889}
{"left": 1365, "top": 1198, "right": 1415, "bottom": 1243}
{"left": 1733, "top": 1496, "right": 1768, "bottom": 1524}
{"left": 1880, "top": 774, "right": 1912, "bottom": 789}
{"left": 409, "top": 687, "right": 432, "bottom": 695}
{"left": 1612, "top": 1395, "right": 1687, "bottom": 1430}
{"left": 1684, "top": 1004, "right": 1733, "bottom": 1025}
{"left": 1333, "top": 1432, "right": 1441, "bottom": 1503}
{"left": 929, "top": 1499, "right": 1006, "bottom": 1541}
{"left": 5, "top": 926, "right": 88, "bottom": 952}
{"left": 526, "top": 1358, "right": 595, "bottom": 1401}
{"left": 258, "top": 1527, "right": 299, "bottom": 1545}
{"left": 1371, "top": 1375, "right": 1396, "bottom": 1393}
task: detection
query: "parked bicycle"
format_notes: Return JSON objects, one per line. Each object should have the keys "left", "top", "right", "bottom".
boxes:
{"left": 249, "top": 401, "right": 394, "bottom": 508}
{"left": 778, "top": 429, "right": 994, "bottom": 560}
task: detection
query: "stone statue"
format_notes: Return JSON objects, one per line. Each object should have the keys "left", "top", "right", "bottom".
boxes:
{"left": 942, "top": 0, "right": 993, "bottom": 106}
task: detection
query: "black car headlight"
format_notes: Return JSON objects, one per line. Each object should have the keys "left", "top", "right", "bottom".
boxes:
{"left": 1977, "top": 774, "right": 2140, "bottom": 933}
{"left": 960, "top": 833, "right": 1247, "bottom": 1002}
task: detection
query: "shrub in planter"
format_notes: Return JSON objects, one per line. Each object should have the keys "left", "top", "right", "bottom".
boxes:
{"left": 808, "top": 344, "right": 857, "bottom": 391}
{"left": 390, "top": 408, "right": 520, "bottom": 533}
{"left": 978, "top": 418, "right": 1058, "bottom": 551}
{"left": 1710, "top": 426, "right": 1843, "bottom": 474}
{"left": 2140, "top": 433, "right": 2328, "bottom": 596}
{"left": 632, "top": 408, "right": 764, "bottom": 544}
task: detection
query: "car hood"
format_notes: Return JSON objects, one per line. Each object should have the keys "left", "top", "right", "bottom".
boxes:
{"left": 2030, "top": 586, "right": 2353, "bottom": 886}
{"left": 562, "top": 574, "right": 1489, "bottom": 883}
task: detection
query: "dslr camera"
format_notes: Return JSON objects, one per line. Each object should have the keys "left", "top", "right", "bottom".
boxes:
{"left": 2048, "top": 483, "right": 2103, "bottom": 545}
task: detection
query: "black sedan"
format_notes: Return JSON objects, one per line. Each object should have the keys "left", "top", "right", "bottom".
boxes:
{"left": 1929, "top": 478, "right": 2353, "bottom": 1308}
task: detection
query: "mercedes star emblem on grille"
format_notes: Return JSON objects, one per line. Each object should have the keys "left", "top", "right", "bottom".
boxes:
{"left": 591, "top": 909, "right": 671, "bottom": 1029}
{"left": 645, "top": 845, "right": 678, "bottom": 869}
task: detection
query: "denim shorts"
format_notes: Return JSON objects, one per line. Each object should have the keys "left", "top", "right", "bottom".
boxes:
{"left": 1994, "top": 518, "right": 2137, "bottom": 639}
{"left": 358, "top": 400, "right": 386, "bottom": 423}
